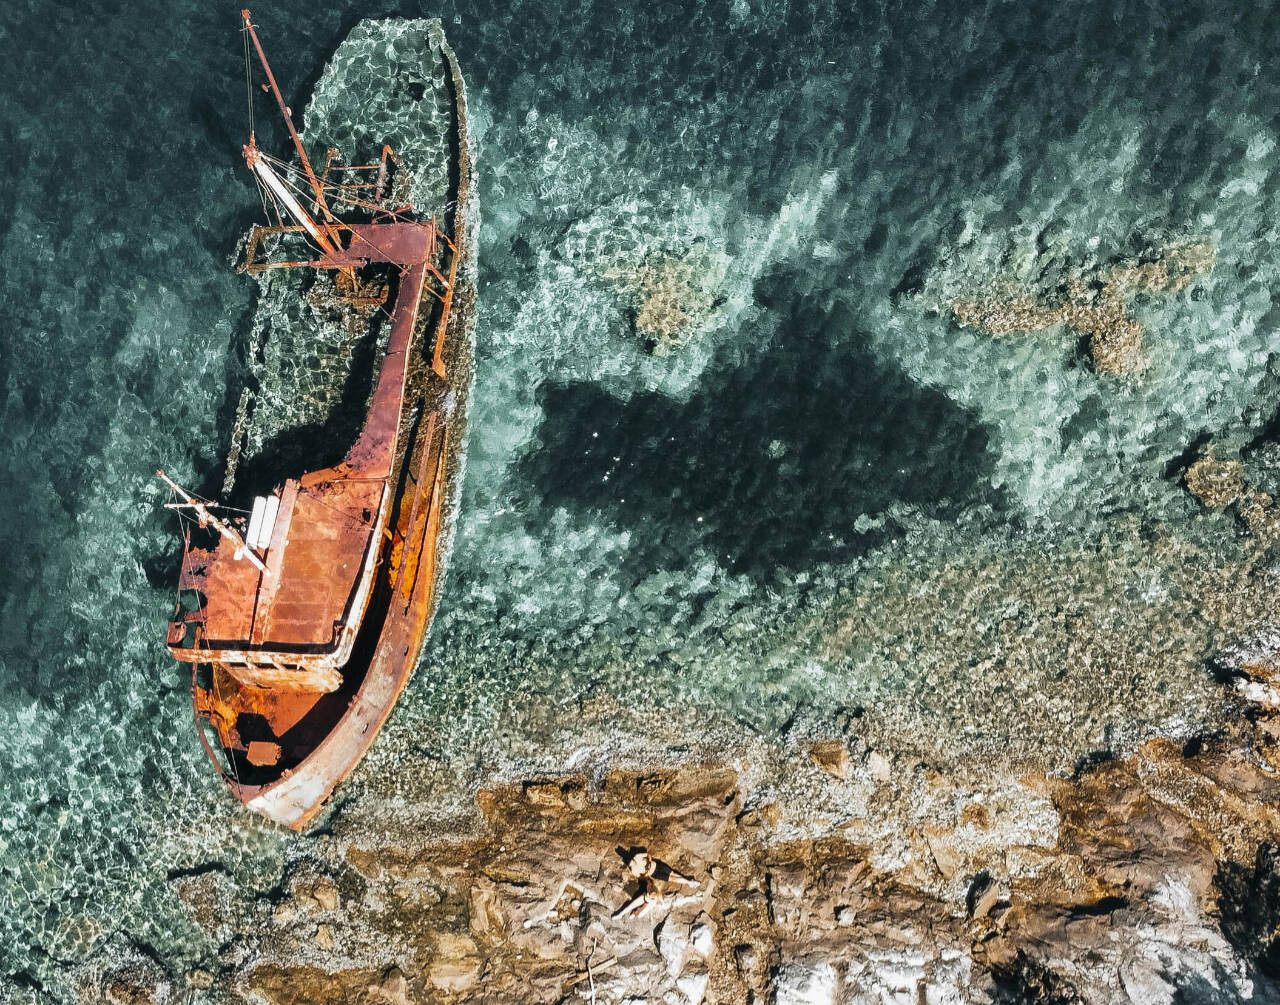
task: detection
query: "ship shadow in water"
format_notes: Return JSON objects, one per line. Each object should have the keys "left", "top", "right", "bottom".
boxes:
{"left": 522, "top": 280, "right": 1010, "bottom": 585}
{"left": 228, "top": 275, "right": 395, "bottom": 503}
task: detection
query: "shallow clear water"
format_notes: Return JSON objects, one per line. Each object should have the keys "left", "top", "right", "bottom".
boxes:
{"left": 4, "top": 0, "right": 1280, "bottom": 996}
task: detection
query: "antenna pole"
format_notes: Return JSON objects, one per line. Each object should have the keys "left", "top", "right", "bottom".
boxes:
{"left": 240, "top": 9, "right": 342, "bottom": 246}
{"left": 157, "top": 469, "right": 271, "bottom": 577}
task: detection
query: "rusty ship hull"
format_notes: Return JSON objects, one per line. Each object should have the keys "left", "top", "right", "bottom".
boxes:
{"left": 163, "top": 17, "right": 475, "bottom": 830}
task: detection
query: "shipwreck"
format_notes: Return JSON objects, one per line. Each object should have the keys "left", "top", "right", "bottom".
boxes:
{"left": 157, "top": 11, "right": 476, "bottom": 829}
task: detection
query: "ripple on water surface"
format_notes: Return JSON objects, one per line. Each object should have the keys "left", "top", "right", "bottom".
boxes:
{"left": 5, "top": 0, "right": 1280, "bottom": 996}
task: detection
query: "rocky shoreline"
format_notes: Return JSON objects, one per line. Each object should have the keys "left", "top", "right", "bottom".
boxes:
{"left": 88, "top": 639, "right": 1280, "bottom": 1004}
{"left": 75, "top": 485, "right": 1280, "bottom": 1005}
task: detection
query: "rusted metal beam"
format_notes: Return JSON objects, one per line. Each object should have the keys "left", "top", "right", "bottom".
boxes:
{"left": 240, "top": 9, "right": 342, "bottom": 247}
{"left": 157, "top": 470, "right": 269, "bottom": 576}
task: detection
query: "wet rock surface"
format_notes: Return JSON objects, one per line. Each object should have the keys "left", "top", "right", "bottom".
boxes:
{"left": 59, "top": 492, "right": 1280, "bottom": 1005}
{"left": 1184, "top": 446, "right": 1280, "bottom": 544}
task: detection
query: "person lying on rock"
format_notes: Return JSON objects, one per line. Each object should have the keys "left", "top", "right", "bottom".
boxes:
{"left": 611, "top": 848, "right": 700, "bottom": 919}
{"left": 612, "top": 880, "right": 666, "bottom": 919}
{"left": 625, "top": 850, "right": 699, "bottom": 889}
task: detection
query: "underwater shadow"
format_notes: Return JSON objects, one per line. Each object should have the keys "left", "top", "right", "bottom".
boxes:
{"left": 229, "top": 290, "right": 390, "bottom": 501}
{"left": 520, "top": 288, "right": 1007, "bottom": 583}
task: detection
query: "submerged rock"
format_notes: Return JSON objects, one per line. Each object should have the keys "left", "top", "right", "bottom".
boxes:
{"left": 945, "top": 239, "right": 1216, "bottom": 375}
{"left": 1184, "top": 445, "right": 1280, "bottom": 542}
{"left": 600, "top": 246, "right": 729, "bottom": 355}
{"left": 1185, "top": 449, "right": 1246, "bottom": 511}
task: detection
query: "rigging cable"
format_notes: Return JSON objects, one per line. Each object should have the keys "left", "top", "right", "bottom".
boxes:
{"left": 243, "top": 20, "right": 256, "bottom": 141}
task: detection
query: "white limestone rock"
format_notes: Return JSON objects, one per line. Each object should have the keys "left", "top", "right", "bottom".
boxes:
{"left": 771, "top": 961, "right": 837, "bottom": 1005}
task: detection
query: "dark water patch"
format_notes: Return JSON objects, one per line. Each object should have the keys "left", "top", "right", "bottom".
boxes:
{"left": 522, "top": 282, "right": 1005, "bottom": 582}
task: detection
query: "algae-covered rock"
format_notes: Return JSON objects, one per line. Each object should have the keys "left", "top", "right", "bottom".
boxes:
{"left": 945, "top": 239, "right": 1216, "bottom": 375}
{"left": 1183, "top": 445, "right": 1280, "bottom": 542}
{"left": 602, "top": 246, "right": 729, "bottom": 354}
{"left": 1185, "top": 450, "right": 1245, "bottom": 511}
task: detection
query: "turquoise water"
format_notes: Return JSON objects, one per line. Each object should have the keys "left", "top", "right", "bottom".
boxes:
{"left": 4, "top": 0, "right": 1280, "bottom": 997}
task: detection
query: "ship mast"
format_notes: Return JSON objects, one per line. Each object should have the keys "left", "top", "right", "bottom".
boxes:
{"left": 244, "top": 146, "right": 339, "bottom": 255}
{"left": 239, "top": 9, "right": 343, "bottom": 254}
{"left": 156, "top": 469, "right": 271, "bottom": 577}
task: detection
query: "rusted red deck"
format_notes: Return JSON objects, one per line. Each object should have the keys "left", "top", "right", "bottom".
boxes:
{"left": 168, "top": 222, "right": 437, "bottom": 677}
